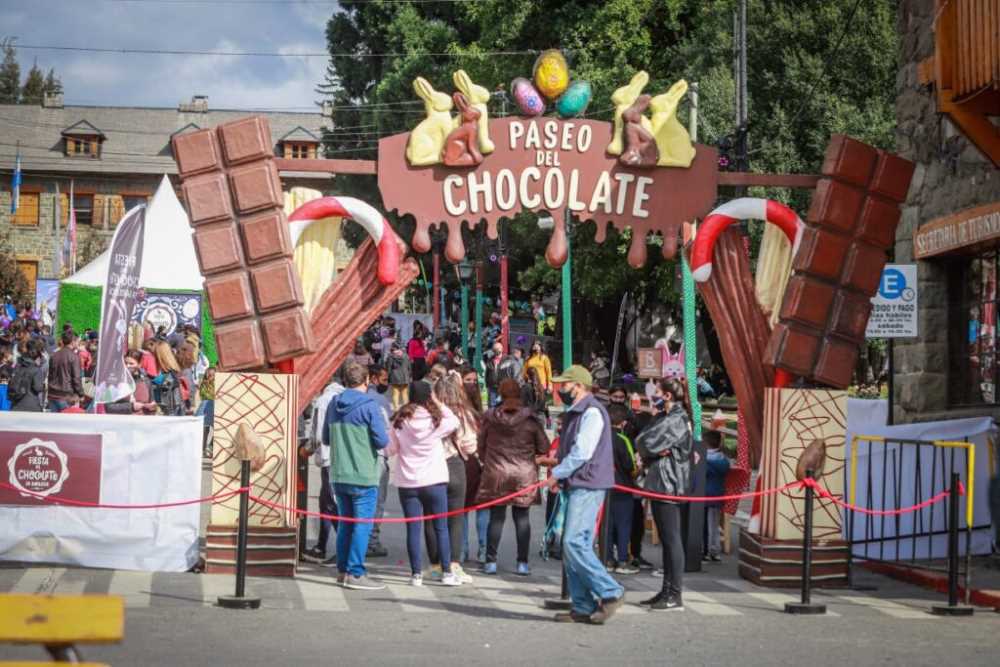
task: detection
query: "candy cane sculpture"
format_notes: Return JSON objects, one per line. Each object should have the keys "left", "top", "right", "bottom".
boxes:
{"left": 288, "top": 196, "right": 402, "bottom": 286}
{"left": 690, "top": 198, "right": 803, "bottom": 284}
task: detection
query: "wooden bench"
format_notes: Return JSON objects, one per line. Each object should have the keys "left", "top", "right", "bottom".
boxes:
{"left": 0, "top": 594, "right": 124, "bottom": 666}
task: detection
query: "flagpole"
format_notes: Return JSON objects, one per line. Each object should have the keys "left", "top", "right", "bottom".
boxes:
{"left": 54, "top": 182, "right": 63, "bottom": 278}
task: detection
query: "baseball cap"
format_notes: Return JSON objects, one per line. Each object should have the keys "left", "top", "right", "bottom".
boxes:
{"left": 552, "top": 365, "right": 593, "bottom": 386}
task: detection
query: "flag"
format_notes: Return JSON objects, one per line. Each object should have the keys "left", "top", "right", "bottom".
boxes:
{"left": 53, "top": 182, "right": 63, "bottom": 277}
{"left": 93, "top": 204, "right": 146, "bottom": 405}
{"left": 9, "top": 147, "right": 21, "bottom": 214}
{"left": 67, "top": 180, "right": 78, "bottom": 274}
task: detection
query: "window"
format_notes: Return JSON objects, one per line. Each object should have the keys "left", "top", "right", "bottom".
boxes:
{"left": 65, "top": 136, "right": 101, "bottom": 158}
{"left": 11, "top": 192, "right": 39, "bottom": 226}
{"left": 284, "top": 142, "right": 316, "bottom": 159}
{"left": 123, "top": 195, "right": 147, "bottom": 211}
{"left": 72, "top": 194, "right": 93, "bottom": 225}
{"left": 950, "top": 252, "right": 999, "bottom": 406}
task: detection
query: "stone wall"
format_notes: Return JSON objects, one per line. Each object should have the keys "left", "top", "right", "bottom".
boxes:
{"left": 893, "top": 0, "right": 1000, "bottom": 423}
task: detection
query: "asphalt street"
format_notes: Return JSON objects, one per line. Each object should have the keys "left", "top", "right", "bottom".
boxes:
{"left": 2, "top": 466, "right": 997, "bottom": 666}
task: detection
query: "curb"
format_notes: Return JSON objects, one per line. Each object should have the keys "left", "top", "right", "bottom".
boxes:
{"left": 861, "top": 561, "right": 1000, "bottom": 609}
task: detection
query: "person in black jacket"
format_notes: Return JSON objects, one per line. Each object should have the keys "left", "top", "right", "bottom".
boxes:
{"left": 9, "top": 339, "right": 46, "bottom": 412}
{"left": 386, "top": 344, "right": 412, "bottom": 411}
{"left": 636, "top": 377, "right": 693, "bottom": 612}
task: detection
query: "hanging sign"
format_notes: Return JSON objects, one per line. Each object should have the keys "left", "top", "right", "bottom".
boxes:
{"left": 866, "top": 264, "right": 918, "bottom": 338}
{"left": 377, "top": 65, "right": 719, "bottom": 271}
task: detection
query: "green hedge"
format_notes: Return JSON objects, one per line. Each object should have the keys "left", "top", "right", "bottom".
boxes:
{"left": 56, "top": 283, "right": 218, "bottom": 364}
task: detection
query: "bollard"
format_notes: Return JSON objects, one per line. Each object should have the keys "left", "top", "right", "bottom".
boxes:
{"left": 785, "top": 471, "right": 826, "bottom": 615}
{"left": 543, "top": 501, "right": 572, "bottom": 611}
{"left": 931, "top": 473, "right": 974, "bottom": 616}
{"left": 218, "top": 459, "right": 262, "bottom": 610}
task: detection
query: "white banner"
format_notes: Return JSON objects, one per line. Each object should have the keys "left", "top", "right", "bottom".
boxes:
{"left": 0, "top": 413, "right": 202, "bottom": 572}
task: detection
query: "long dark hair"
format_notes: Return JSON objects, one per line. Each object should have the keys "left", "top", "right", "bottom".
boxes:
{"left": 434, "top": 373, "right": 479, "bottom": 428}
{"left": 659, "top": 377, "right": 692, "bottom": 422}
{"left": 392, "top": 394, "right": 443, "bottom": 430}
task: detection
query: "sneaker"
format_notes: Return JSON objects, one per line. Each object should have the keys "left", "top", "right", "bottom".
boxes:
{"left": 440, "top": 572, "right": 462, "bottom": 587}
{"left": 605, "top": 561, "right": 618, "bottom": 573}
{"left": 301, "top": 546, "right": 325, "bottom": 562}
{"left": 428, "top": 564, "right": 444, "bottom": 581}
{"left": 481, "top": 562, "right": 497, "bottom": 575}
{"left": 709, "top": 554, "right": 722, "bottom": 562}
{"left": 652, "top": 568, "right": 664, "bottom": 578}
{"left": 451, "top": 563, "right": 473, "bottom": 584}
{"left": 477, "top": 545, "right": 487, "bottom": 563}
{"left": 343, "top": 574, "right": 386, "bottom": 591}
{"left": 554, "top": 611, "right": 598, "bottom": 624}
{"left": 639, "top": 592, "right": 665, "bottom": 606}
{"left": 336, "top": 572, "right": 347, "bottom": 585}
{"left": 515, "top": 561, "right": 531, "bottom": 576}
{"left": 649, "top": 591, "right": 683, "bottom": 611}
{"left": 366, "top": 542, "right": 388, "bottom": 558}
{"left": 601, "top": 594, "right": 625, "bottom": 620}
{"left": 320, "top": 555, "right": 338, "bottom": 568}
{"left": 633, "top": 557, "right": 655, "bottom": 570}
{"left": 410, "top": 573, "right": 423, "bottom": 587}
{"left": 616, "top": 562, "right": 640, "bottom": 575}
{"left": 702, "top": 554, "right": 712, "bottom": 563}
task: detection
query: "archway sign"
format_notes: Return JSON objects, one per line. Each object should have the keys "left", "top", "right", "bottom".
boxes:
{"left": 376, "top": 62, "right": 720, "bottom": 271}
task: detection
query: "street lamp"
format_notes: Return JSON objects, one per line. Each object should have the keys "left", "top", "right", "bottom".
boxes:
{"left": 457, "top": 260, "right": 474, "bottom": 360}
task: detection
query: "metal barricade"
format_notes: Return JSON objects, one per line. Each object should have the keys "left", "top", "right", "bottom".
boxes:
{"left": 847, "top": 435, "right": 980, "bottom": 607}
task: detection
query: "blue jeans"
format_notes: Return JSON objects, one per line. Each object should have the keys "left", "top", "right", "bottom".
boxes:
{"left": 609, "top": 491, "right": 634, "bottom": 563}
{"left": 195, "top": 398, "right": 214, "bottom": 427}
{"left": 398, "top": 484, "right": 450, "bottom": 575}
{"left": 461, "top": 508, "right": 490, "bottom": 561}
{"left": 48, "top": 399, "right": 69, "bottom": 413}
{"left": 563, "top": 487, "right": 625, "bottom": 615}
{"left": 333, "top": 483, "right": 378, "bottom": 577}
{"left": 317, "top": 467, "right": 337, "bottom": 555}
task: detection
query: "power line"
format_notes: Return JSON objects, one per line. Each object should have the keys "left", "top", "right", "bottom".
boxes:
{"left": 11, "top": 43, "right": 542, "bottom": 59}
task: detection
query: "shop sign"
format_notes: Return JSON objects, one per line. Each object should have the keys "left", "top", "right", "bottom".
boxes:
{"left": 0, "top": 431, "right": 102, "bottom": 505}
{"left": 637, "top": 347, "right": 664, "bottom": 378}
{"left": 866, "top": 264, "right": 918, "bottom": 338}
{"left": 914, "top": 202, "right": 1000, "bottom": 259}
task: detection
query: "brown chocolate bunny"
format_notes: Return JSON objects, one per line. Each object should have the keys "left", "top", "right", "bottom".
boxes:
{"left": 619, "top": 94, "right": 659, "bottom": 167}
{"left": 442, "top": 92, "right": 484, "bottom": 167}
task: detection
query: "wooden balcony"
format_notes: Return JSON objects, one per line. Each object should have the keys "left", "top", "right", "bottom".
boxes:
{"left": 920, "top": 0, "right": 1000, "bottom": 165}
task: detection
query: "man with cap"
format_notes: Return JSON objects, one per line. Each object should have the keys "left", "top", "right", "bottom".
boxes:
{"left": 547, "top": 365, "right": 626, "bottom": 624}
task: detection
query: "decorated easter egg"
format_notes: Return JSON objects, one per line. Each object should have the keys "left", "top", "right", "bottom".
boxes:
{"left": 555, "top": 80, "right": 592, "bottom": 118}
{"left": 532, "top": 49, "right": 570, "bottom": 100}
{"left": 510, "top": 77, "right": 545, "bottom": 117}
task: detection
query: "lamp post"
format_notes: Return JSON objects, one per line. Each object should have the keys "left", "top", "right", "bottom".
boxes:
{"left": 457, "top": 260, "right": 474, "bottom": 360}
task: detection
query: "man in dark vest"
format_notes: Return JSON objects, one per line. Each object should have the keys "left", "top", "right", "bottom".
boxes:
{"left": 547, "top": 365, "right": 625, "bottom": 624}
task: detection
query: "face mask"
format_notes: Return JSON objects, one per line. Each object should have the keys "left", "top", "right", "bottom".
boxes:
{"left": 558, "top": 386, "right": 576, "bottom": 406}
{"left": 610, "top": 395, "right": 626, "bottom": 404}
{"left": 652, "top": 397, "right": 666, "bottom": 410}
{"left": 377, "top": 383, "right": 389, "bottom": 394}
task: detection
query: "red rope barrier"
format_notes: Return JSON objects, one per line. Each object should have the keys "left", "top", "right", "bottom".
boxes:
{"left": 613, "top": 480, "right": 803, "bottom": 503}
{"left": 801, "top": 477, "right": 956, "bottom": 516}
{"left": 249, "top": 480, "right": 549, "bottom": 523}
{"left": 0, "top": 480, "right": 247, "bottom": 509}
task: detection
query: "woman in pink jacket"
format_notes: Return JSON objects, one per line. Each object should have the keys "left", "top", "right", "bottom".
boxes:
{"left": 387, "top": 380, "right": 461, "bottom": 586}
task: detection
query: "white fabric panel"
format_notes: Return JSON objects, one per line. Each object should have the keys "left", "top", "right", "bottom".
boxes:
{"left": 0, "top": 413, "right": 203, "bottom": 572}
{"left": 845, "top": 398, "right": 995, "bottom": 559}
{"left": 62, "top": 176, "right": 203, "bottom": 291}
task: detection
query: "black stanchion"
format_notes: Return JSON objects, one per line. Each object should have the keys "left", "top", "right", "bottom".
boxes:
{"left": 785, "top": 472, "right": 826, "bottom": 615}
{"left": 931, "top": 473, "right": 974, "bottom": 616}
{"left": 218, "top": 459, "right": 262, "bottom": 610}
{"left": 544, "top": 493, "right": 572, "bottom": 611}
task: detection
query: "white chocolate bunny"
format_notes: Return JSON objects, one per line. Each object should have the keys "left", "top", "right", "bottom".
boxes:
{"left": 406, "top": 77, "right": 454, "bottom": 166}
{"left": 453, "top": 69, "right": 495, "bottom": 155}
{"left": 650, "top": 79, "right": 696, "bottom": 168}
{"left": 607, "top": 70, "right": 652, "bottom": 156}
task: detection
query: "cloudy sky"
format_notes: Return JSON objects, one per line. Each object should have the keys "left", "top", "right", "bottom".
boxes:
{"left": 1, "top": 0, "right": 336, "bottom": 110}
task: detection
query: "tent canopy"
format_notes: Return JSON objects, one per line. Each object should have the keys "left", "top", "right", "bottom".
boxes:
{"left": 63, "top": 175, "right": 203, "bottom": 291}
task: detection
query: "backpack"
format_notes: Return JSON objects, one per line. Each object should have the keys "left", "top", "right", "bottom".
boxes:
{"left": 8, "top": 366, "right": 34, "bottom": 403}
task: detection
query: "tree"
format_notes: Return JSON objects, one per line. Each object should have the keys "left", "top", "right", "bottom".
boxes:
{"left": 0, "top": 232, "right": 32, "bottom": 306}
{"left": 43, "top": 68, "right": 62, "bottom": 96}
{"left": 21, "top": 60, "right": 45, "bottom": 105}
{"left": 316, "top": 0, "right": 899, "bottom": 358}
{"left": 0, "top": 39, "right": 20, "bottom": 104}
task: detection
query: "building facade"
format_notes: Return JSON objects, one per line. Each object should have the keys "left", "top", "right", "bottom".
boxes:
{"left": 0, "top": 94, "right": 335, "bottom": 286}
{"left": 893, "top": 0, "right": 1000, "bottom": 423}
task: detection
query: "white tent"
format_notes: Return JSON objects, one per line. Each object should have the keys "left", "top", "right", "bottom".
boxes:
{"left": 63, "top": 175, "right": 203, "bottom": 291}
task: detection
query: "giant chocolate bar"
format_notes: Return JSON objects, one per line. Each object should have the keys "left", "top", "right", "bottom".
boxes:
{"left": 171, "top": 117, "right": 314, "bottom": 370}
{"left": 764, "top": 136, "right": 915, "bottom": 388}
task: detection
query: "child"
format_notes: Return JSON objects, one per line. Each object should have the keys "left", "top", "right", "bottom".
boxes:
{"left": 703, "top": 430, "right": 731, "bottom": 562}
{"left": 61, "top": 394, "right": 86, "bottom": 414}
{"left": 607, "top": 403, "right": 639, "bottom": 574}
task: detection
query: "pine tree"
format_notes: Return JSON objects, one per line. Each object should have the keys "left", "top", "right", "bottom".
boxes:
{"left": 0, "top": 39, "right": 20, "bottom": 104}
{"left": 43, "top": 68, "right": 63, "bottom": 96}
{"left": 21, "top": 60, "right": 45, "bottom": 105}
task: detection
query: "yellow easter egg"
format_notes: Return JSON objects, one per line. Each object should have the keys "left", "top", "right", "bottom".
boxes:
{"left": 532, "top": 49, "right": 570, "bottom": 100}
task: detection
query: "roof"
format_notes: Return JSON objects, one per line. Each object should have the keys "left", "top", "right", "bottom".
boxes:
{"left": 61, "top": 119, "right": 106, "bottom": 138}
{"left": 0, "top": 103, "right": 327, "bottom": 176}
{"left": 278, "top": 126, "right": 320, "bottom": 143}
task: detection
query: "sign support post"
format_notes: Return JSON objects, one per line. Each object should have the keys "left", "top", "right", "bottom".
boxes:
{"left": 561, "top": 211, "right": 573, "bottom": 369}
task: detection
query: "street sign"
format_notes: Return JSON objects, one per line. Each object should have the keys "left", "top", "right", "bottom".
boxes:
{"left": 866, "top": 264, "right": 918, "bottom": 338}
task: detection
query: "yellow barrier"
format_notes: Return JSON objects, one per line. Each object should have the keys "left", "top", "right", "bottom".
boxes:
{"left": 849, "top": 435, "right": 975, "bottom": 527}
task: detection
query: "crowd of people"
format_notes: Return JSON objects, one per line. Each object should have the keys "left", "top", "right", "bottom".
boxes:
{"left": 300, "top": 323, "right": 736, "bottom": 625}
